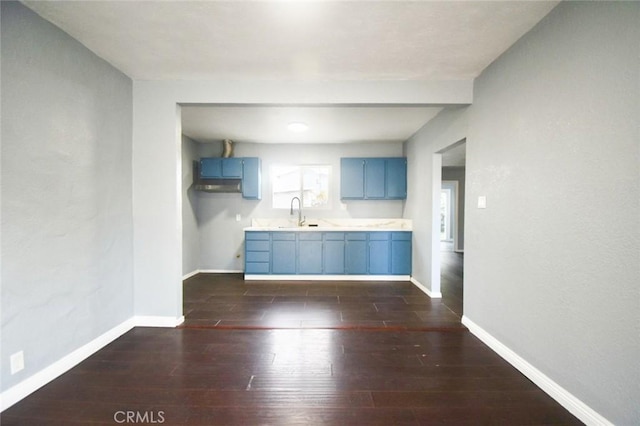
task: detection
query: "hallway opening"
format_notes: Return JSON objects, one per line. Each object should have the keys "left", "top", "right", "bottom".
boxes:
{"left": 439, "top": 140, "right": 466, "bottom": 315}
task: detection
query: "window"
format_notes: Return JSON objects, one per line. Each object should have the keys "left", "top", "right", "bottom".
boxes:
{"left": 272, "top": 165, "right": 331, "bottom": 209}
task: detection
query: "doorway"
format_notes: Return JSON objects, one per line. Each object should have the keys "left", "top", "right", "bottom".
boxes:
{"left": 438, "top": 141, "right": 466, "bottom": 315}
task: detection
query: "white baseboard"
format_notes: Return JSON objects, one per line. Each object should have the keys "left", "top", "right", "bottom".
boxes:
{"left": 198, "top": 269, "right": 243, "bottom": 274}
{"left": 461, "top": 316, "right": 612, "bottom": 426}
{"left": 183, "top": 269, "right": 243, "bottom": 280}
{"left": 134, "top": 315, "right": 184, "bottom": 328}
{"left": 1, "top": 315, "right": 184, "bottom": 413}
{"left": 244, "top": 274, "right": 411, "bottom": 281}
{"left": 410, "top": 277, "right": 442, "bottom": 298}
{"left": 182, "top": 270, "right": 200, "bottom": 280}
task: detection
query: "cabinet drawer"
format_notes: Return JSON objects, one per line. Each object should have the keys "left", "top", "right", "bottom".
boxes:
{"left": 299, "top": 233, "right": 322, "bottom": 241}
{"left": 369, "top": 232, "right": 391, "bottom": 241}
{"left": 392, "top": 232, "right": 411, "bottom": 241}
{"left": 246, "top": 251, "right": 270, "bottom": 262}
{"left": 246, "top": 232, "right": 269, "bottom": 240}
{"left": 245, "top": 263, "right": 270, "bottom": 274}
{"left": 272, "top": 232, "right": 296, "bottom": 241}
{"left": 324, "top": 232, "right": 345, "bottom": 241}
{"left": 246, "top": 240, "right": 270, "bottom": 251}
{"left": 345, "top": 233, "right": 367, "bottom": 241}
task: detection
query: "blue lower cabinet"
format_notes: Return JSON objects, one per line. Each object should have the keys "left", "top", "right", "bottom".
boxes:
{"left": 391, "top": 232, "right": 412, "bottom": 275}
{"left": 298, "top": 233, "right": 323, "bottom": 274}
{"left": 245, "top": 262, "right": 270, "bottom": 274}
{"left": 245, "top": 230, "right": 411, "bottom": 276}
{"left": 324, "top": 233, "right": 345, "bottom": 274}
{"left": 345, "top": 233, "right": 368, "bottom": 274}
{"left": 272, "top": 233, "right": 296, "bottom": 274}
{"left": 245, "top": 232, "right": 270, "bottom": 274}
{"left": 369, "top": 232, "right": 391, "bottom": 275}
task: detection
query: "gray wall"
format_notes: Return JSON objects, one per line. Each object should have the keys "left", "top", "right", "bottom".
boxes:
{"left": 181, "top": 136, "right": 200, "bottom": 276}
{"left": 464, "top": 2, "right": 639, "bottom": 424}
{"left": 442, "top": 166, "right": 465, "bottom": 251}
{"left": 194, "top": 141, "right": 404, "bottom": 271}
{"left": 403, "top": 107, "right": 468, "bottom": 294}
{"left": 1, "top": 1, "right": 133, "bottom": 392}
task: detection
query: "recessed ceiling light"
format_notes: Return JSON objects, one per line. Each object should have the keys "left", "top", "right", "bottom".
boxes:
{"left": 287, "top": 122, "right": 309, "bottom": 133}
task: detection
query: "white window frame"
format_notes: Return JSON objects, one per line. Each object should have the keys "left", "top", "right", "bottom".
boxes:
{"left": 271, "top": 164, "right": 332, "bottom": 210}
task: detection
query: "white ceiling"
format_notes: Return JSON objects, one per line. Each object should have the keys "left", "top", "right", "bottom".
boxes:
{"left": 23, "top": 1, "right": 558, "bottom": 144}
{"left": 181, "top": 105, "right": 443, "bottom": 144}
{"left": 24, "top": 1, "right": 558, "bottom": 81}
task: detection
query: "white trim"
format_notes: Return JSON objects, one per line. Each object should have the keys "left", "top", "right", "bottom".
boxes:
{"left": 197, "top": 269, "right": 243, "bottom": 274}
{"left": 245, "top": 274, "right": 411, "bottom": 281}
{"left": 454, "top": 249, "right": 464, "bottom": 254}
{"left": 0, "top": 315, "right": 184, "bottom": 412}
{"left": 410, "top": 277, "right": 442, "bottom": 298}
{"left": 182, "top": 270, "right": 200, "bottom": 280}
{"left": 461, "top": 316, "right": 613, "bottom": 426}
{"left": 0, "top": 318, "right": 135, "bottom": 412}
{"left": 430, "top": 153, "right": 442, "bottom": 296}
{"left": 134, "top": 315, "right": 184, "bottom": 328}
{"left": 183, "top": 269, "right": 243, "bottom": 280}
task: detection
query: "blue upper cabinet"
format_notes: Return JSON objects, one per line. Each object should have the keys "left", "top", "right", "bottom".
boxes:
{"left": 241, "top": 157, "right": 261, "bottom": 200}
{"left": 340, "top": 158, "right": 365, "bottom": 199}
{"left": 341, "top": 157, "right": 407, "bottom": 200}
{"left": 199, "top": 157, "right": 261, "bottom": 200}
{"left": 200, "top": 157, "right": 244, "bottom": 179}
{"left": 385, "top": 158, "right": 407, "bottom": 199}
{"left": 364, "top": 159, "right": 386, "bottom": 199}
{"left": 200, "top": 157, "right": 224, "bottom": 178}
{"left": 222, "top": 158, "right": 243, "bottom": 178}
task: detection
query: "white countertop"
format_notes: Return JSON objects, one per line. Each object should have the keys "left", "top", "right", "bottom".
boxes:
{"left": 244, "top": 218, "right": 412, "bottom": 232}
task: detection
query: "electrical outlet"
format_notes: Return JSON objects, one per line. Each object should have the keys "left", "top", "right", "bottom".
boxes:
{"left": 10, "top": 351, "right": 24, "bottom": 374}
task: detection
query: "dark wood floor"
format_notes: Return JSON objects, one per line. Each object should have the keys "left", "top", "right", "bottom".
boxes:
{"left": 182, "top": 274, "right": 464, "bottom": 330}
{"left": 1, "top": 256, "right": 582, "bottom": 425}
{"left": 440, "top": 242, "right": 464, "bottom": 316}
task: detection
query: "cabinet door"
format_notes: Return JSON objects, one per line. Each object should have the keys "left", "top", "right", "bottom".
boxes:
{"left": 369, "top": 233, "right": 390, "bottom": 274}
{"left": 391, "top": 233, "right": 411, "bottom": 275}
{"left": 364, "top": 159, "right": 386, "bottom": 199}
{"left": 324, "top": 239, "right": 345, "bottom": 274}
{"left": 340, "top": 158, "right": 365, "bottom": 199}
{"left": 241, "top": 157, "right": 261, "bottom": 200}
{"left": 345, "top": 233, "right": 367, "bottom": 274}
{"left": 222, "top": 158, "right": 243, "bottom": 178}
{"left": 386, "top": 158, "right": 407, "bottom": 199}
{"left": 272, "top": 233, "right": 296, "bottom": 274}
{"left": 200, "top": 158, "right": 222, "bottom": 178}
{"left": 298, "top": 236, "right": 323, "bottom": 274}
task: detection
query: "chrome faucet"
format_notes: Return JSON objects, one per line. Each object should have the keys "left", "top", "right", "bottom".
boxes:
{"left": 290, "top": 197, "right": 306, "bottom": 226}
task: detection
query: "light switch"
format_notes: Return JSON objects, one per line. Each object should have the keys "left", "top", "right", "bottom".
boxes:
{"left": 235, "top": 214, "right": 241, "bottom": 222}
{"left": 477, "top": 196, "right": 487, "bottom": 209}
